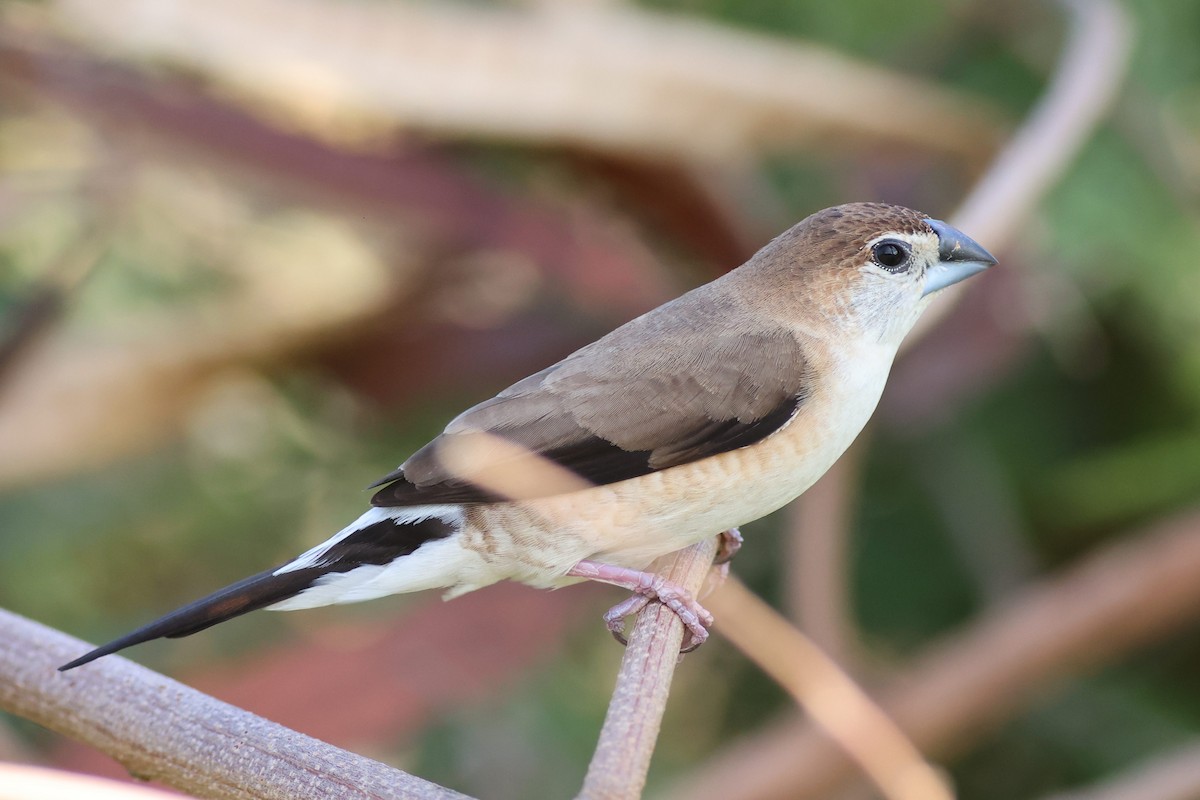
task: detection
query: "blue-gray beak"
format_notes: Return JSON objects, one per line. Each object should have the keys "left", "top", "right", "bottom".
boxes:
{"left": 922, "top": 218, "right": 997, "bottom": 297}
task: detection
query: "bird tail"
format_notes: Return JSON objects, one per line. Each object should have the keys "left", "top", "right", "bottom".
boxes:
{"left": 58, "top": 564, "right": 329, "bottom": 671}
{"left": 59, "top": 507, "right": 461, "bottom": 671}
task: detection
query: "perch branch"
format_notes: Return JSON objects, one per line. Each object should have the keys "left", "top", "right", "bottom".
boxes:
{"left": 437, "top": 430, "right": 726, "bottom": 799}
{"left": 0, "top": 609, "right": 472, "bottom": 800}
{"left": 576, "top": 536, "right": 720, "bottom": 800}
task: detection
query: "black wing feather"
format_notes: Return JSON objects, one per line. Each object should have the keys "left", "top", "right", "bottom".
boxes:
{"left": 371, "top": 393, "right": 804, "bottom": 506}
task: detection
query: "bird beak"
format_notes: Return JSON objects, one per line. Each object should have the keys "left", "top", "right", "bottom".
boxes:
{"left": 922, "top": 218, "right": 997, "bottom": 297}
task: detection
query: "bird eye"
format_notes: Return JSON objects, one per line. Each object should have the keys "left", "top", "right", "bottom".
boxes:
{"left": 871, "top": 241, "right": 911, "bottom": 272}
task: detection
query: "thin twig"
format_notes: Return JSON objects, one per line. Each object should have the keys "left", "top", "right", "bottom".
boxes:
{"left": 0, "top": 609, "right": 472, "bottom": 800}
{"left": 711, "top": 576, "right": 951, "bottom": 800}
{"left": 954, "top": 0, "right": 1132, "bottom": 242}
{"left": 0, "top": 207, "right": 112, "bottom": 395}
{"left": 663, "top": 505, "right": 1200, "bottom": 800}
{"left": 710, "top": 578, "right": 945, "bottom": 800}
{"left": 576, "top": 537, "right": 720, "bottom": 800}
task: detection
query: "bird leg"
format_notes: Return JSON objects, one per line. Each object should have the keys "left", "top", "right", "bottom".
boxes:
{"left": 714, "top": 527, "right": 743, "bottom": 565}
{"left": 567, "top": 559, "right": 715, "bottom": 651}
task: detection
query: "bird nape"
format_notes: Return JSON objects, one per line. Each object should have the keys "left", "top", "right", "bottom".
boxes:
{"left": 59, "top": 203, "right": 996, "bottom": 671}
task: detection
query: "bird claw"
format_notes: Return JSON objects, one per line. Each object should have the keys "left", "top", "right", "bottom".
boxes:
{"left": 569, "top": 556, "right": 718, "bottom": 653}
{"left": 599, "top": 576, "right": 713, "bottom": 652}
{"left": 603, "top": 594, "right": 651, "bottom": 645}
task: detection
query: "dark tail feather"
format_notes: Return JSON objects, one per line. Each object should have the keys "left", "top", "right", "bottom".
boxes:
{"left": 59, "top": 564, "right": 324, "bottom": 671}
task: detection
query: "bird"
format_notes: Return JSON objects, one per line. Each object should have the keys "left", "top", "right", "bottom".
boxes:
{"left": 59, "top": 202, "right": 995, "bottom": 671}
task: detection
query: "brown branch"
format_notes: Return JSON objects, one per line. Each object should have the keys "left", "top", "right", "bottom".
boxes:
{"left": 0, "top": 223, "right": 109, "bottom": 396}
{"left": 576, "top": 536, "right": 720, "bottom": 800}
{"left": 710, "top": 576, "right": 951, "bottom": 800}
{"left": 44, "top": 0, "right": 1004, "bottom": 164}
{"left": 662, "top": 505, "right": 1200, "bottom": 800}
{"left": 0, "top": 609, "right": 472, "bottom": 800}
{"left": 0, "top": 31, "right": 680, "bottom": 489}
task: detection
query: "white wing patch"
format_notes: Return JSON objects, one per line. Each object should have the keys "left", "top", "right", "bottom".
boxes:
{"left": 273, "top": 505, "right": 464, "bottom": 575}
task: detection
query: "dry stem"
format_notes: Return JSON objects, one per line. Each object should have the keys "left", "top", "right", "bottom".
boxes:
{"left": 0, "top": 609, "right": 471, "bottom": 800}
{"left": 576, "top": 537, "right": 720, "bottom": 800}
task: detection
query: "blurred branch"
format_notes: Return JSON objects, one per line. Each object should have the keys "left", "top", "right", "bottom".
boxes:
{"left": 0, "top": 31, "right": 677, "bottom": 313}
{"left": 710, "top": 576, "right": 951, "bottom": 800}
{"left": 0, "top": 32, "right": 679, "bottom": 488}
{"left": 785, "top": 442, "right": 865, "bottom": 671}
{"left": 0, "top": 608, "right": 472, "bottom": 800}
{"left": 1043, "top": 741, "right": 1200, "bottom": 800}
{"left": 912, "top": 0, "right": 1133, "bottom": 339}
{"left": 663, "top": 505, "right": 1200, "bottom": 800}
{"left": 577, "top": 537, "right": 720, "bottom": 800}
{"left": 0, "top": 222, "right": 393, "bottom": 488}
{"left": 952, "top": 0, "right": 1132, "bottom": 243}
{"left": 0, "top": 225, "right": 107, "bottom": 395}
{"left": 45, "top": 0, "right": 1004, "bottom": 164}
{"left": 564, "top": 153, "right": 767, "bottom": 271}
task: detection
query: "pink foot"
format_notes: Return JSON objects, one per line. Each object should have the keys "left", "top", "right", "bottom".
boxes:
{"left": 568, "top": 560, "right": 715, "bottom": 651}
{"left": 601, "top": 594, "right": 651, "bottom": 645}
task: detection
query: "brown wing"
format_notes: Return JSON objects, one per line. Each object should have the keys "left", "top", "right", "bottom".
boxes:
{"left": 370, "top": 292, "right": 814, "bottom": 506}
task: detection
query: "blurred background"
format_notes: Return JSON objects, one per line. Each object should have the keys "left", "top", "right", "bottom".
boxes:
{"left": 1, "top": 0, "right": 1199, "bottom": 798}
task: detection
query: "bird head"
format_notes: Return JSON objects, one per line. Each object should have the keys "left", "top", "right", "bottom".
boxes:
{"left": 746, "top": 202, "right": 997, "bottom": 347}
